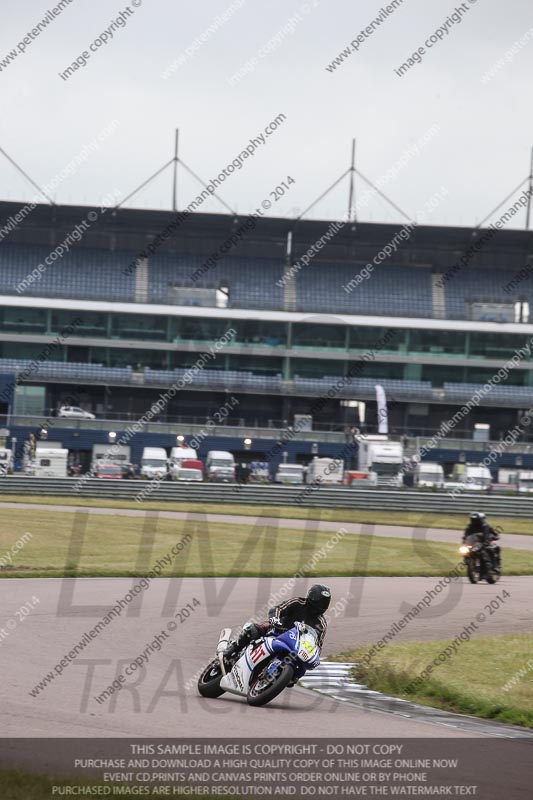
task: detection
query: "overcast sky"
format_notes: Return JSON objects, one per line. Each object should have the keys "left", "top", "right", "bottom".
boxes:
{"left": 1, "top": 0, "right": 532, "bottom": 228}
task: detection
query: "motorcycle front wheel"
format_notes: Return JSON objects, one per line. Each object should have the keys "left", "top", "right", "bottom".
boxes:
{"left": 198, "top": 658, "right": 225, "bottom": 698}
{"left": 480, "top": 551, "right": 497, "bottom": 584}
{"left": 247, "top": 661, "right": 294, "bottom": 707}
{"left": 485, "top": 566, "right": 497, "bottom": 584}
{"left": 466, "top": 557, "right": 480, "bottom": 584}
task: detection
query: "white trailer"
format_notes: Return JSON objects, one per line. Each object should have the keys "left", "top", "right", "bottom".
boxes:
{"left": 30, "top": 448, "right": 68, "bottom": 478}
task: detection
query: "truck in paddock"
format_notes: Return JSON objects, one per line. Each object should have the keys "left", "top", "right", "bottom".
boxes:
{"left": 414, "top": 461, "right": 445, "bottom": 489}
{"left": 306, "top": 457, "right": 344, "bottom": 484}
{"left": 169, "top": 447, "right": 199, "bottom": 480}
{"left": 170, "top": 459, "right": 204, "bottom": 482}
{"left": 94, "top": 462, "right": 123, "bottom": 479}
{"left": 140, "top": 447, "right": 168, "bottom": 480}
{"left": 0, "top": 447, "right": 13, "bottom": 475}
{"left": 92, "top": 444, "right": 131, "bottom": 468}
{"left": 510, "top": 469, "right": 533, "bottom": 493}
{"left": 205, "top": 450, "right": 236, "bottom": 482}
{"left": 357, "top": 436, "right": 404, "bottom": 487}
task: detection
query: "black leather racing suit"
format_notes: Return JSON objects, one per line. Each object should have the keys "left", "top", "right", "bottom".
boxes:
{"left": 226, "top": 596, "right": 328, "bottom": 659}
{"left": 267, "top": 597, "right": 327, "bottom": 648}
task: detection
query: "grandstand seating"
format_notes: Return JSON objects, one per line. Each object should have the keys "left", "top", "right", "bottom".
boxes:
{"left": 148, "top": 254, "right": 284, "bottom": 309}
{"left": 294, "top": 262, "right": 434, "bottom": 318}
{"left": 443, "top": 269, "right": 533, "bottom": 319}
{"left": 1, "top": 240, "right": 530, "bottom": 322}
{"left": 443, "top": 382, "right": 533, "bottom": 405}
{"left": 0, "top": 244, "right": 136, "bottom": 302}
{"left": 293, "top": 376, "right": 433, "bottom": 400}
{"left": 0, "top": 358, "right": 132, "bottom": 384}
{"left": 0, "top": 246, "right": 286, "bottom": 310}
{"left": 3, "top": 355, "right": 533, "bottom": 410}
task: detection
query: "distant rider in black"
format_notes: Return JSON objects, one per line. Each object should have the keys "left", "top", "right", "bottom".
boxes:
{"left": 463, "top": 512, "right": 501, "bottom": 572}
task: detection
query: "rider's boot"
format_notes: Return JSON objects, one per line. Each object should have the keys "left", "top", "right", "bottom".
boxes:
{"left": 224, "top": 621, "right": 259, "bottom": 662}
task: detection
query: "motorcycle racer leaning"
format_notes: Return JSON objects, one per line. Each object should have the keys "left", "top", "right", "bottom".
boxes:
{"left": 463, "top": 512, "right": 501, "bottom": 571}
{"left": 224, "top": 583, "right": 331, "bottom": 663}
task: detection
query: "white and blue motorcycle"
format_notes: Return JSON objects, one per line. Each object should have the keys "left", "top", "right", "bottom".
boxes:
{"left": 198, "top": 621, "right": 320, "bottom": 706}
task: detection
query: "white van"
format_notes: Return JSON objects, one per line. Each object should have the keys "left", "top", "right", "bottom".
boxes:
{"left": 0, "top": 447, "right": 13, "bottom": 476}
{"left": 414, "top": 461, "right": 445, "bottom": 489}
{"left": 206, "top": 450, "right": 235, "bottom": 482}
{"left": 452, "top": 463, "right": 492, "bottom": 491}
{"left": 140, "top": 447, "right": 168, "bottom": 480}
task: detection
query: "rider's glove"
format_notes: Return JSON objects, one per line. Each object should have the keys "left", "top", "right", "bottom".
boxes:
{"left": 269, "top": 615, "right": 283, "bottom": 630}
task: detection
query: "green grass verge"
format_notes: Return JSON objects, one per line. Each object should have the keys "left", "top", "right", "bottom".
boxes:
{"left": 337, "top": 634, "right": 533, "bottom": 728}
{"left": 0, "top": 492, "right": 532, "bottom": 535}
{"left": 2, "top": 506, "right": 533, "bottom": 578}
{"left": 0, "top": 769, "right": 238, "bottom": 799}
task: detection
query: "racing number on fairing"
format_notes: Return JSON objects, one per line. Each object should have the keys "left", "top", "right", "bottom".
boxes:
{"left": 302, "top": 640, "right": 314, "bottom": 656}
{"left": 251, "top": 644, "right": 266, "bottom": 663}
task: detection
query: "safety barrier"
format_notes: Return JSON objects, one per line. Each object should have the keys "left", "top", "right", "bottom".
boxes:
{"left": 1, "top": 477, "right": 532, "bottom": 517}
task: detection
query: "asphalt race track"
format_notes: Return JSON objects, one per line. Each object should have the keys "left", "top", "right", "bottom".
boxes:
{"left": 1, "top": 574, "right": 532, "bottom": 739}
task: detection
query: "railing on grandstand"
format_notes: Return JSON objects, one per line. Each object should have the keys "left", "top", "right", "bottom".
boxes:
{"left": 5, "top": 413, "right": 533, "bottom": 450}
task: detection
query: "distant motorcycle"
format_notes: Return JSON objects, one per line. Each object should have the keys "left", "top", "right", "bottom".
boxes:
{"left": 459, "top": 536, "right": 500, "bottom": 584}
{"left": 198, "top": 621, "right": 320, "bottom": 707}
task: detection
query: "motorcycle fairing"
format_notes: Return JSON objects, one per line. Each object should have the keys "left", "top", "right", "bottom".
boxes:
{"left": 218, "top": 625, "right": 319, "bottom": 697}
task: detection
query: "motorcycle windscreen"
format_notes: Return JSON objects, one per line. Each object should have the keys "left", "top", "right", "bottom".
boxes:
{"left": 297, "top": 631, "right": 320, "bottom": 667}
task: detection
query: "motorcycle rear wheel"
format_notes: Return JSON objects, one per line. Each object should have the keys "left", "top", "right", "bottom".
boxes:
{"left": 198, "top": 658, "right": 225, "bottom": 698}
{"left": 247, "top": 662, "right": 294, "bottom": 707}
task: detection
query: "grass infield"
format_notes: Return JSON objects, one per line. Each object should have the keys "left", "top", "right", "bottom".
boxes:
{"left": 1, "top": 505, "right": 533, "bottom": 578}
{"left": 338, "top": 634, "right": 533, "bottom": 728}
{"left": 0, "top": 769, "right": 234, "bottom": 799}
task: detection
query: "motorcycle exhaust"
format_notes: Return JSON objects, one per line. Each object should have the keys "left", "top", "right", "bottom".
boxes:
{"left": 216, "top": 628, "right": 232, "bottom": 675}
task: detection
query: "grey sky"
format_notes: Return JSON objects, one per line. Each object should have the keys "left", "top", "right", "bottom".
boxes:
{"left": 0, "top": 0, "right": 532, "bottom": 228}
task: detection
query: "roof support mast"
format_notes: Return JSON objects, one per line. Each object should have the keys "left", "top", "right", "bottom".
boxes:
{"left": 526, "top": 146, "right": 533, "bottom": 230}
{"left": 347, "top": 138, "right": 356, "bottom": 223}
{"left": 172, "top": 128, "right": 179, "bottom": 213}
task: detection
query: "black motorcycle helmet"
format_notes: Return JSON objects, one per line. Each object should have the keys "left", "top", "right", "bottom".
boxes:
{"left": 469, "top": 512, "right": 486, "bottom": 531}
{"left": 306, "top": 584, "right": 331, "bottom": 613}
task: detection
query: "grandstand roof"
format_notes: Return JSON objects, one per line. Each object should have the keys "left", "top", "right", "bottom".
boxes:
{"left": 1, "top": 199, "right": 533, "bottom": 266}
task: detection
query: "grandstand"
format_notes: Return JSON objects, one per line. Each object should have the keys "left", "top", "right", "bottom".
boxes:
{"left": 1, "top": 198, "right": 533, "bottom": 451}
